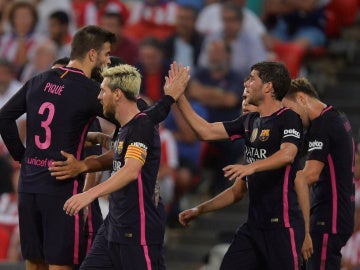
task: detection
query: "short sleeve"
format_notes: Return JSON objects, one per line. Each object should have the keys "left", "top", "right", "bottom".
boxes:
{"left": 306, "top": 119, "right": 329, "bottom": 163}
{"left": 223, "top": 114, "right": 247, "bottom": 141}
{"left": 280, "top": 109, "right": 303, "bottom": 150}
{"left": 125, "top": 116, "right": 154, "bottom": 165}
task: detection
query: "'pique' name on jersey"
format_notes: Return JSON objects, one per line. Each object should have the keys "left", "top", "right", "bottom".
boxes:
{"left": 283, "top": 128, "right": 301, "bottom": 139}
{"left": 245, "top": 145, "right": 267, "bottom": 163}
{"left": 308, "top": 140, "right": 324, "bottom": 151}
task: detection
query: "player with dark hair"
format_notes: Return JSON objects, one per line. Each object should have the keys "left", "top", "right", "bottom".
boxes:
{"left": 166, "top": 61, "right": 305, "bottom": 269}
{"left": 282, "top": 77, "right": 355, "bottom": 270}
{"left": 0, "top": 25, "right": 177, "bottom": 270}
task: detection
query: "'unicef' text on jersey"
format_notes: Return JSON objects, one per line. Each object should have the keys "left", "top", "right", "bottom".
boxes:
{"left": 245, "top": 145, "right": 267, "bottom": 163}
{"left": 283, "top": 128, "right": 301, "bottom": 139}
{"left": 308, "top": 140, "right": 324, "bottom": 151}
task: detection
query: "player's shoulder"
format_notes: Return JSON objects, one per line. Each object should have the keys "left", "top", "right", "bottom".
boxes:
{"left": 278, "top": 107, "right": 301, "bottom": 120}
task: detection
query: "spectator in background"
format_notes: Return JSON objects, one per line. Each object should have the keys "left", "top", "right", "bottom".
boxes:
{"left": 158, "top": 124, "right": 178, "bottom": 217}
{"left": 73, "top": 0, "right": 129, "bottom": 29}
{"left": 47, "top": 10, "right": 72, "bottom": 59}
{"left": 198, "top": 3, "right": 268, "bottom": 77}
{"left": 136, "top": 36, "right": 170, "bottom": 104}
{"left": 164, "top": 99, "right": 208, "bottom": 225}
{"left": 189, "top": 39, "right": 244, "bottom": 194}
{"left": 100, "top": 12, "right": 139, "bottom": 65}
{"left": 20, "top": 39, "right": 58, "bottom": 83}
{"left": 263, "top": 0, "right": 330, "bottom": 77}
{"left": 0, "top": 155, "right": 19, "bottom": 261}
{"left": 0, "top": 1, "right": 45, "bottom": 77}
{"left": 196, "top": 0, "right": 267, "bottom": 40}
{"left": 33, "top": 0, "right": 75, "bottom": 35}
{"left": 0, "top": 58, "right": 25, "bottom": 144}
{"left": 123, "top": 0, "right": 178, "bottom": 42}
{"left": 163, "top": 4, "right": 204, "bottom": 71}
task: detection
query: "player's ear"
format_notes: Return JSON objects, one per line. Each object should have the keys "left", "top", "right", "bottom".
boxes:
{"left": 89, "top": 49, "right": 97, "bottom": 62}
{"left": 297, "top": 92, "right": 307, "bottom": 106}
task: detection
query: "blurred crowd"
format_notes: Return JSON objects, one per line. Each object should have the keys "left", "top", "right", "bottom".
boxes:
{"left": 0, "top": 0, "right": 359, "bottom": 266}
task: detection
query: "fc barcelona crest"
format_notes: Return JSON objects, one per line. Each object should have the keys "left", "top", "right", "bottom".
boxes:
{"left": 259, "top": 129, "right": 270, "bottom": 141}
{"left": 117, "top": 141, "right": 124, "bottom": 155}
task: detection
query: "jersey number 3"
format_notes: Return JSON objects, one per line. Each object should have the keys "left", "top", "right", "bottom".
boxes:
{"left": 35, "top": 102, "right": 55, "bottom": 149}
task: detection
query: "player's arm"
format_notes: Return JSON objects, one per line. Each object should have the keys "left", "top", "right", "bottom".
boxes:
{"left": 85, "top": 132, "right": 112, "bottom": 150}
{"left": 176, "top": 95, "right": 229, "bottom": 141}
{"left": 64, "top": 156, "right": 143, "bottom": 216}
{"left": 179, "top": 179, "right": 247, "bottom": 226}
{"left": 49, "top": 150, "right": 114, "bottom": 180}
{"left": 224, "top": 142, "right": 298, "bottom": 180}
{"left": 294, "top": 159, "right": 324, "bottom": 260}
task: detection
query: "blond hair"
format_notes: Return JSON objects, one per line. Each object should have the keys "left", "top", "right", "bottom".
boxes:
{"left": 101, "top": 64, "right": 142, "bottom": 101}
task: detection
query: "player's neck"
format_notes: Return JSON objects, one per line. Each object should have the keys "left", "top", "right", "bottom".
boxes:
{"left": 258, "top": 99, "right": 283, "bottom": 117}
{"left": 115, "top": 103, "right": 140, "bottom": 127}
{"left": 67, "top": 60, "right": 92, "bottom": 78}
{"left": 308, "top": 99, "right": 327, "bottom": 121}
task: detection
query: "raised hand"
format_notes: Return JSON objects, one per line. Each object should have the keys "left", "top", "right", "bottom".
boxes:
{"left": 164, "top": 61, "right": 190, "bottom": 101}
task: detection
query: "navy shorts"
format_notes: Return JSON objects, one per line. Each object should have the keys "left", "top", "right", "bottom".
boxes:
{"left": 304, "top": 232, "right": 351, "bottom": 270}
{"left": 18, "top": 192, "right": 85, "bottom": 265}
{"left": 220, "top": 222, "right": 304, "bottom": 270}
{"left": 80, "top": 225, "right": 165, "bottom": 270}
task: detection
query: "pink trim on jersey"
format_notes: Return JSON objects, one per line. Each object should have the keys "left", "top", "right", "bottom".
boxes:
{"left": 277, "top": 107, "right": 289, "bottom": 116}
{"left": 320, "top": 233, "right": 329, "bottom": 270}
{"left": 76, "top": 118, "right": 94, "bottom": 159}
{"left": 283, "top": 165, "right": 291, "bottom": 227}
{"left": 59, "top": 67, "right": 85, "bottom": 76}
{"left": 86, "top": 204, "right": 94, "bottom": 253}
{"left": 135, "top": 112, "right": 147, "bottom": 118}
{"left": 230, "top": 134, "right": 243, "bottom": 141}
{"left": 288, "top": 227, "right": 299, "bottom": 270}
{"left": 73, "top": 118, "right": 94, "bottom": 264}
{"left": 328, "top": 154, "right": 338, "bottom": 233}
{"left": 321, "top": 105, "right": 333, "bottom": 115}
{"left": 73, "top": 179, "right": 80, "bottom": 264}
{"left": 137, "top": 172, "right": 152, "bottom": 270}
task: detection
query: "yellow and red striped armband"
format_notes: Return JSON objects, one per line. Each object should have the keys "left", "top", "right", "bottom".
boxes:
{"left": 125, "top": 144, "right": 147, "bottom": 165}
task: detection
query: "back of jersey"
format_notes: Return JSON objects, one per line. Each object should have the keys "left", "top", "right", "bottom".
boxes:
{"left": 21, "top": 67, "right": 102, "bottom": 195}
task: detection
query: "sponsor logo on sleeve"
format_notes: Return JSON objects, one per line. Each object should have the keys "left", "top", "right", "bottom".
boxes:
{"left": 308, "top": 140, "right": 323, "bottom": 151}
{"left": 283, "top": 129, "right": 300, "bottom": 139}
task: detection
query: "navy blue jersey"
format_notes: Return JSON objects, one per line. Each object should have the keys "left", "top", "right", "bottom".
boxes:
{"left": 224, "top": 108, "right": 304, "bottom": 229}
{"left": 0, "top": 67, "right": 106, "bottom": 194}
{"left": 104, "top": 113, "right": 166, "bottom": 245}
{"left": 306, "top": 106, "right": 355, "bottom": 234}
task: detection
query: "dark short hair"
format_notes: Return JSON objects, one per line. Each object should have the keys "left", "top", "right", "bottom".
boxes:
{"left": 49, "top": 10, "right": 70, "bottom": 25}
{"left": 102, "top": 12, "right": 124, "bottom": 25}
{"left": 140, "top": 36, "right": 163, "bottom": 51}
{"left": 285, "top": 77, "right": 320, "bottom": 100}
{"left": 222, "top": 3, "right": 243, "bottom": 22}
{"left": 8, "top": 1, "right": 38, "bottom": 31}
{"left": 52, "top": 57, "right": 70, "bottom": 67}
{"left": 70, "top": 25, "right": 116, "bottom": 60}
{"left": 0, "top": 57, "right": 15, "bottom": 74}
{"left": 251, "top": 61, "right": 291, "bottom": 101}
